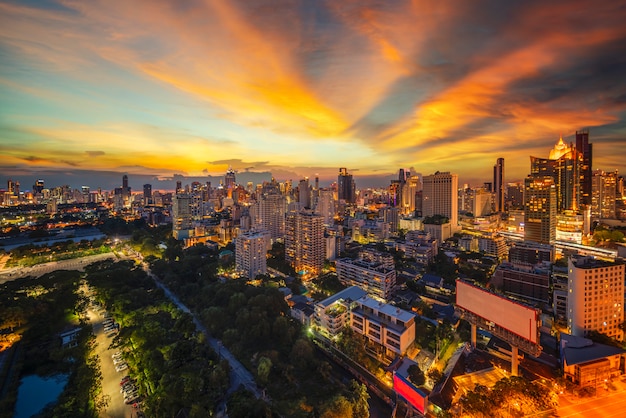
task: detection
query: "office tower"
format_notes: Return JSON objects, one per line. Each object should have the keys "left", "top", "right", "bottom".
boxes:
{"left": 567, "top": 256, "right": 624, "bottom": 341}
{"left": 81, "top": 186, "right": 90, "bottom": 203}
{"left": 298, "top": 177, "right": 311, "bottom": 209}
{"left": 316, "top": 189, "right": 336, "bottom": 225}
{"left": 506, "top": 182, "right": 524, "bottom": 209}
{"left": 33, "top": 179, "right": 44, "bottom": 194}
{"left": 524, "top": 176, "right": 556, "bottom": 244}
{"left": 403, "top": 174, "right": 421, "bottom": 215}
{"left": 530, "top": 137, "right": 579, "bottom": 212}
{"left": 422, "top": 171, "right": 458, "bottom": 227}
{"left": 285, "top": 210, "right": 324, "bottom": 278}
{"left": 494, "top": 158, "right": 505, "bottom": 212}
{"left": 235, "top": 230, "right": 270, "bottom": 279}
{"left": 473, "top": 188, "right": 492, "bottom": 217}
{"left": 172, "top": 193, "right": 193, "bottom": 240}
{"left": 143, "top": 184, "right": 152, "bottom": 205}
{"left": 576, "top": 129, "right": 593, "bottom": 206}
{"left": 591, "top": 170, "right": 617, "bottom": 219}
{"left": 175, "top": 181, "right": 183, "bottom": 194}
{"left": 122, "top": 174, "right": 129, "bottom": 190}
{"left": 224, "top": 167, "right": 236, "bottom": 190}
{"left": 338, "top": 168, "right": 355, "bottom": 204}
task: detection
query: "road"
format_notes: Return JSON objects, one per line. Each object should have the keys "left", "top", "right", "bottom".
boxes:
{"left": 557, "top": 389, "right": 626, "bottom": 417}
{"left": 146, "top": 268, "right": 266, "bottom": 405}
{"left": 84, "top": 288, "right": 139, "bottom": 418}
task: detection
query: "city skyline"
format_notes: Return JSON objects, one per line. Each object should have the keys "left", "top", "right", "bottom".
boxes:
{"left": 2, "top": 1, "right": 626, "bottom": 189}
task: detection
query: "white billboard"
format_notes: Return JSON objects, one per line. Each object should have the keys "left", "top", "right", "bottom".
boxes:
{"left": 456, "top": 280, "right": 539, "bottom": 344}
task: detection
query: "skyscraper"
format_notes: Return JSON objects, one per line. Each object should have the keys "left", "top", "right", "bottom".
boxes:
{"left": 298, "top": 177, "right": 311, "bottom": 209}
{"left": 224, "top": 166, "right": 236, "bottom": 190}
{"left": 338, "top": 168, "right": 355, "bottom": 204}
{"left": 591, "top": 170, "right": 617, "bottom": 219}
{"left": 285, "top": 210, "right": 324, "bottom": 279}
{"left": 576, "top": 129, "right": 592, "bottom": 206}
{"left": 143, "top": 184, "right": 152, "bottom": 205}
{"left": 493, "top": 158, "right": 505, "bottom": 212}
{"left": 530, "top": 137, "right": 579, "bottom": 212}
{"left": 524, "top": 176, "right": 556, "bottom": 244}
{"left": 422, "top": 171, "right": 458, "bottom": 227}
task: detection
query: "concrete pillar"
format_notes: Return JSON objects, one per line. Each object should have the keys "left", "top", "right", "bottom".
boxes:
{"left": 511, "top": 345, "right": 519, "bottom": 376}
{"left": 470, "top": 323, "right": 477, "bottom": 349}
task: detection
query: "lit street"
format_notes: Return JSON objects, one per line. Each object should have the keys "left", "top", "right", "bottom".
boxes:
{"left": 557, "top": 389, "right": 626, "bottom": 417}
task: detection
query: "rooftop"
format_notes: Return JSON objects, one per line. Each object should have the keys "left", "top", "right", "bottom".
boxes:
{"left": 357, "top": 296, "right": 416, "bottom": 323}
{"left": 316, "top": 286, "right": 367, "bottom": 309}
{"left": 560, "top": 333, "right": 626, "bottom": 366}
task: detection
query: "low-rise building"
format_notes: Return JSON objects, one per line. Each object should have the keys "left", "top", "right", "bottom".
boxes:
{"left": 561, "top": 333, "right": 625, "bottom": 387}
{"left": 350, "top": 296, "right": 416, "bottom": 357}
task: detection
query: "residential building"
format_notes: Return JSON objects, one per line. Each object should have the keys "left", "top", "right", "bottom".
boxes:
{"left": 172, "top": 193, "right": 193, "bottom": 240}
{"left": 336, "top": 256, "right": 396, "bottom": 301}
{"left": 490, "top": 262, "right": 551, "bottom": 305}
{"left": 235, "top": 230, "right": 271, "bottom": 279}
{"left": 314, "top": 286, "right": 368, "bottom": 338}
{"left": 338, "top": 167, "right": 356, "bottom": 204}
{"left": 285, "top": 210, "right": 324, "bottom": 279}
{"left": 567, "top": 256, "right": 625, "bottom": 341}
{"left": 350, "top": 296, "right": 416, "bottom": 357}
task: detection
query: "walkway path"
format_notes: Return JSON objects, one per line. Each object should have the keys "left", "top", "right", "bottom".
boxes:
{"left": 144, "top": 266, "right": 266, "bottom": 410}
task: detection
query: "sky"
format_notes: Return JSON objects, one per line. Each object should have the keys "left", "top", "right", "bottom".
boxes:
{"left": 1, "top": 0, "right": 626, "bottom": 191}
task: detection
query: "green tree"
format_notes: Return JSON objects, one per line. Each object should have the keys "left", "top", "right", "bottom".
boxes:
{"left": 257, "top": 356, "right": 272, "bottom": 386}
{"left": 407, "top": 364, "right": 425, "bottom": 386}
{"left": 349, "top": 380, "right": 370, "bottom": 418}
{"left": 321, "top": 395, "right": 354, "bottom": 418}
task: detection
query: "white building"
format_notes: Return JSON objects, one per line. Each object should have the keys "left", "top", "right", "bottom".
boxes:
{"left": 350, "top": 296, "right": 416, "bottom": 356}
{"left": 235, "top": 230, "right": 271, "bottom": 279}
{"left": 336, "top": 257, "right": 396, "bottom": 301}
{"left": 567, "top": 256, "right": 625, "bottom": 342}
{"left": 422, "top": 171, "right": 459, "bottom": 228}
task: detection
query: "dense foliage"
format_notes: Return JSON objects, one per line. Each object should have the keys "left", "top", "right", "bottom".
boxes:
{"left": 151, "top": 247, "right": 370, "bottom": 417}
{"left": 457, "top": 376, "right": 558, "bottom": 417}
{"left": 86, "top": 260, "right": 230, "bottom": 416}
{"left": 0, "top": 271, "right": 103, "bottom": 418}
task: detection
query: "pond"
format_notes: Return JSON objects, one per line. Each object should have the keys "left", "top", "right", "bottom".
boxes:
{"left": 13, "top": 374, "right": 69, "bottom": 418}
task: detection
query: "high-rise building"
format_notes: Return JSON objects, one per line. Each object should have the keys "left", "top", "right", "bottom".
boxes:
{"left": 506, "top": 182, "right": 524, "bottom": 210}
{"left": 122, "top": 174, "right": 129, "bottom": 190}
{"left": 422, "top": 171, "right": 458, "bottom": 227}
{"left": 235, "top": 230, "right": 270, "bottom": 279}
{"left": 530, "top": 137, "right": 579, "bottom": 212}
{"left": 493, "top": 158, "right": 505, "bottom": 213}
{"left": 33, "top": 179, "right": 44, "bottom": 194}
{"left": 338, "top": 168, "right": 355, "bottom": 204}
{"left": 285, "top": 210, "right": 324, "bottom": 278}
{"left": 298, "top": 177, "right": 311, "bottom": 209}
{"left": 524, "top": 176, "right": 556, "bottom": 244}
{"left": 316, "top": 189, "right": 336, "bottom": 225}
{"left": 224, "top": 167, "right": 236, "bottom": 190}
{"left": 591, "top": 170, "right": 617, "bottom": 219}
{"left": 576, "top": 129, "right": 593, "bottom": 206}
{"left": 143, "top": 184, "right": 152, "bottom": 205}
{"left": 172, "top": 193, "right": 193, "bottom": 240}
{"left": 257, "top": 193, "right": 286, "bottom": 240}
{"left": 567, "top": 256, "right": 624, "bottom": 341}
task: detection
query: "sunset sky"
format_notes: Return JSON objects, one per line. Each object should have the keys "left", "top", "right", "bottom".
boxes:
{"left": 1, "top": 0, "right": 626, "bottom": 190}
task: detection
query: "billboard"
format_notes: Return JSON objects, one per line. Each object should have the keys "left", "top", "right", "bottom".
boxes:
{"left": 456, "top": 280, "right": 539, "bottom": 344}
{"left": 393, "top": 373, "right": 427, "bottom": 414}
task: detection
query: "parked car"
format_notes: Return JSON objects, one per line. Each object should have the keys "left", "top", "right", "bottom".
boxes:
{"left": 115, "top": 363, "right": 128, "bottom": 372}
